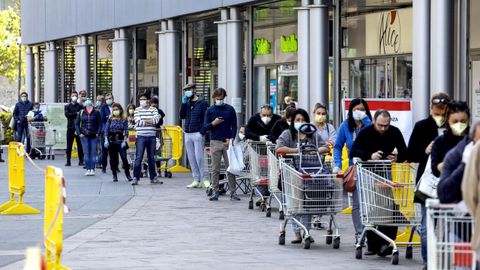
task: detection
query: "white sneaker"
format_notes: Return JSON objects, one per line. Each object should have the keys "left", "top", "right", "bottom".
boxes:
{"left": 90, "top": 170, "right": 96, "bottom": 176}
{"left": 187, "top": 181, "right": 201, "bottom": 188}
{"left": 85, "top": 170, "right": 90, "bottom": 176}
{"left": 203, "top": 180, "right": 211, "bottom": 188}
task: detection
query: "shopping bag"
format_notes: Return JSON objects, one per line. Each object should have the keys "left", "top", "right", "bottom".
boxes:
{"left": 226, "top": 142, "right": 245, "bottom": 176}
{"left": 339, "top": 165, "right": 356, "bottom": 192}
{"left": 414, "top": 156, "right": 439, "bottom": 200}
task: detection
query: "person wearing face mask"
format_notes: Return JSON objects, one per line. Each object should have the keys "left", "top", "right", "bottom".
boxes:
{"left": 94, "top": 95, "right": 106, "bottom": 169}
{"left": 245, "top": 104, "right": 281, "bottom": 142}
{"left": 78, "top": 89, "right": 88, "bottom": 105}
{"left": 201, "top": 88, "right": 240, "bottom": 201}
{"left": 132, "top": 92, "right": 161, "bottom": 185}
{"left": 99, "top": 93, "right": 116, "bottom": 173}
{"left": 64, "top": 91, "right": 84, "bottom": 167}
{"left": 350, "top": 110, "right": 407, "bottom": 257}
{"left": 103, "top": 103, "right": 132, "bottom": 182}
{"left": 431, "top": 101, "right": 470, "bottom": 179}
{"left": 275, "top": 108, "right": 329, "bottom": 244}
{"left": 333, "top": 98, "right": 372, "bottom": 245}
{"left": 312, "top": 103, "right": 337, "bottom": 143}
{"left": 26, "top": 102, "right": 48, "bottom": 159}
{"left": 126, "top": 104, "right": 136, "bottom": 130}
{"left": 406, "top": 92, "right": 450, "bottom": 267}
{"left": 269, "top": 105, "right": 296, "bottom": 144}
{"left": 75, "top": 99, "right": 103, "bottom": 176}
{"left": 180, "top": 83, "right": 210, "bottom": 189}
{"left": 13, "top": 92, "right": 33, "bottom": 153}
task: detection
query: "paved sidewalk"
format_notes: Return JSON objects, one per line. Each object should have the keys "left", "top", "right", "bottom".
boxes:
{"left": 2, "top": 163, "right": 423, "bottom": 269}
{"left": 0, "top": 154, "right": 134, "bottom": 267}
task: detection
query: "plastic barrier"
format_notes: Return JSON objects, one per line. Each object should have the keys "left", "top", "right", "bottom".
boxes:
{"left": 164, "top": 126, "right": 190, "bottom": 173}
{"left": 0, "top": 142, "right": 40, "bottom": 215}
{"left": 44, "top": 166, "right": 69, "bottom": 270}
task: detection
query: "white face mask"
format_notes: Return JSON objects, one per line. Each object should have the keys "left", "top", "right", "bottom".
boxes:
{"left": 140, "top": 100, "right": 147, "bottom": 107}
{"left": 185, "top": 90, "right": 193, "bottom": 98}
{"left": 71, "top": 96, "right": 78, "bottom": 102}
{"left": 215, "top": 99, "right": 225, "bottom": 106}
{"left": 432, "top": 115, "right": 445, "bottom": 127}
{"left": 294, "top": 122, "right": 304, "bottom": 131}
{"left": 450, "top": 122, "right": 468, "bottom": 136}
{"left": 286, "top": 120, "right": 291, "bottom": 126}
{"left": 238, "top": 133, "right": 245, "bottom": 140}
{"left": 261, "top": 116, "right": 271, "bottom": 125}
{"left": 352, "top": 110, "right": 366, "bottom": 121}
{"left": 21, "top": 96, "right": 27, "bottom": 102}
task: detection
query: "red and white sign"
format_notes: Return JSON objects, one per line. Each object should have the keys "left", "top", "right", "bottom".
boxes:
{"left": 343, "top": 99, "right": 413, "bottom": 142}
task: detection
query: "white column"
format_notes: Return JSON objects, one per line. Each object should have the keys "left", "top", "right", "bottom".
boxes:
{"left": 44, "top": 41, "right": 57, "bottom": 103}
{"left": 34, "top": 47, "right": 41, "bottom": 102}
{"left": 75, "top": 35, "right": 90, "bottom": 94}
{"left": 25, "top": 46, "right": 34, "bottom": 101}
{"left": 157, "top": 21, "right": 168, "bottom": 116}
{"left": 412, "top": 0, "right": 431, "bottom": 122}
{"left": 430, "top": 0, "right": 454, "bottom": 97}
{"left": 226, "top": 7, "right": 243, "bottom": 123}
{"left": 217, "top": 9, "right": 228, "bottom": 90}
{"left": 297, "top": 0, "right": 310, "bottom": 110}
{"left": 164, "top": 20, "right": 180, "bottom": 126}
{"left": 309, "top": 0, "right": 329, "bottom": 108}
{"left": 111, "top": 29, "right": 130, "bottom": 108}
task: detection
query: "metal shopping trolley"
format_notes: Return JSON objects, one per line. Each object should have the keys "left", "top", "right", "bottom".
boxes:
{"left": 426, "top": 199, "right": 475, "bottom": 270}
{"left": 29, "top": 122, "right": 56, "bottom": 159}
{"left": 247, "top": 141, "right": 270, "bottom": 212}
{"left": 266, "top": 142, "right": 284, "bottom": 219}
{"left": 155, "top": 128, "right": 173, "bottom": 178}
{"left": 278, "top": 154, "right": 344, "bottom": 250}
{"left": 354, "top": 160, "right": 420, "bottom": 265}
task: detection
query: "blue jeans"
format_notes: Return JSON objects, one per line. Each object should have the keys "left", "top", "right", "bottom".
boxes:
{"left": 133, "top": 136, "right": 157, "bottom": 180}
{"left": 420, "top": 204, "right": 427, "bottom": 264}
{"left": 16, "top": 123, "right": 30, "bottom": 153}
{"left": 81, "top": 136, "right": 97, "bottom": 170}
{"left": 96, "top": 136, "right": 103, "bottom": 165}
{"left": 352, "top": 187, "right": 364, "bottom": 240}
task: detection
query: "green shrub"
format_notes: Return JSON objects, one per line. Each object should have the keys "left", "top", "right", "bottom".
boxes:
{"left": 0, "top": 111, "right": 14, "bottom": 145}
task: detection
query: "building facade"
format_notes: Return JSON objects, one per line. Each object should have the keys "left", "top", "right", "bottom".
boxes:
{"left": 21, "top": 0, "right": 474, "bottom": 126}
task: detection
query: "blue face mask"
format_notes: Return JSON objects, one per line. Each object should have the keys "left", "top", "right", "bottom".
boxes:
{"left": 215, "top": 99, "right": 225, "bottom": 106}
{"left": 95, "top": 101, "right": 102, "bottom": 107}
{"left": 106, "top": 99, "right": 113, "bottom": 106}
{"left": 294, "top": 122, "right": 304, "bottom": 131}
{"left": 185, "top": 90, "right": 193, "bottom": 98}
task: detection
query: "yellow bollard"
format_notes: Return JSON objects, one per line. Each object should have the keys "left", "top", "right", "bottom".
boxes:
{"left": 44, "top": 166, "right": 70, "bottom": 270}
{"left": 164, "top": 126, "right": 190, "bottom": 173}
{"left": 71, "top": 139, "right": 78, "bottom": 158}
{"left": 0, "top": 142, "right": 40, "bottom": 215}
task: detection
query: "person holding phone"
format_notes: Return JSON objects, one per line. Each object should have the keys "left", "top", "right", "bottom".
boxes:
{"left": 201, "top": 88, "right": 239, "bottom": 201}
{"left": 350, "top": 110, "right": 407, "bottom": 257}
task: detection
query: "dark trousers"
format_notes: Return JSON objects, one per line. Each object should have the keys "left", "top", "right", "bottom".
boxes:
{"left": 16, "top": 123, "right": 30, "bottom": 153}
{"left": 367, "top": 226, "right": 398, "bottom": 253}
{"left": 108, "top": 143, "right": 130, "bottom": 176}
{"left": 133, "top": 136, "right": 157, "bottom": 180}
{"left": 66, "top": 128, "right": 84, "bottom": 161}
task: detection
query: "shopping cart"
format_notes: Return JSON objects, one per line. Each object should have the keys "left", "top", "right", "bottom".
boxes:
{"left": 266, "top": 142, "right": 284, "bottom": 219}
{"left": 155, "top": 128, "right": 173, "bottom": 178}
{"left": 354, "top": 160, "right": 420, "bottom": 265}
{"left": 29, "top": 122, "right": 56, "bottom": 159}
{"left": 278, "top": 154, "right": 343, "bottom": 249}
{"left": 426, "top": 199, "right": 475, "bottom": 270}
{"left": 247, "top": 141, "right": 270, "bottom": 212}
{"left": 126, "top": 129, "right": 136, "bottom": 168}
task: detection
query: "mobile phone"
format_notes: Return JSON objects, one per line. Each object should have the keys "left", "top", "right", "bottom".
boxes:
{"left": 218, "top": 117, "right": 224, "bottom": 120}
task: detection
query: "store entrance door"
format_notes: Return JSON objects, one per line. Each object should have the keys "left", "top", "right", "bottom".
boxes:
{"left": 371, "top": 58, "right": 393, "bottom": 98}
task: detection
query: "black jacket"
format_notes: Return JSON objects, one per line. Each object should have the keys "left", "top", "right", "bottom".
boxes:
{"left": 350, "top": 124, "right": 408, "bottom": 162}
{"left": 65, "top": 102, "right": 84, "bottom": 130}
{"left": 431, "top": 130, "right": 465, "bottom": 177}
{"left": 269, "top": 119, "right": 290, "bottom": 144}
{"left": 407, "top": 116, "right": 442, "bottom": 183}
{"left": 437, "top": 136, "right": 469, "bottom": 203}
{"left": 245, "top": 113, "right": 281, "bottom": 141}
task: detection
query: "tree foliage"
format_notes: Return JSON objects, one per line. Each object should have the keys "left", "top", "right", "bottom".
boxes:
{"left": 0, "top": 0, "right": 23, "bottom": 83}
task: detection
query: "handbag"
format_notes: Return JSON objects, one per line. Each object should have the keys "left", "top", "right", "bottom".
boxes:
{"left": 9, "top": 116, "right": 15, "bottom": 130}
{"left": 226, "top": 141, "right": 245, "bottom": 176}
{"left": 415, "top": 156, "right": 439, "bottom": 200}
{"left": 340, "top": 165, "right": 356, "bottom": 192}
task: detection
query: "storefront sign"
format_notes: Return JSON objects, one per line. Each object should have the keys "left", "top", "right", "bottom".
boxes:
{"left": 343, "top": 99, "right": 413, "bottom": 142}
{"left": 280, "top": 34, "right": 298, "bottom": 53}
{"left": 365, "top": 8, "right": 412, "bottom": 56}
{"left": 269, "top": 80, "right": 277, "bottom": 113}
{"left": 255, "top": 38, "right": 272, "bottom": 55}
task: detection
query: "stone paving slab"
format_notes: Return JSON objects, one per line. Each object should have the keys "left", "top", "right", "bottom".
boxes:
{"left": 0, "top": 154, "right": 134, "bottom": 268}
{"left": 3, "top": 170, "right": 423, "bottom": 270}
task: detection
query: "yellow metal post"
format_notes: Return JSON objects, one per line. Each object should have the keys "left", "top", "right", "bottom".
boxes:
{"left": 165, "top": 126, "right": 190, "bottom": 173}
{"left": 44, "top": 166, "right": 70, "bottom": 270}
{"left": 0, "top": 142, "right": 40, "bottom": 215}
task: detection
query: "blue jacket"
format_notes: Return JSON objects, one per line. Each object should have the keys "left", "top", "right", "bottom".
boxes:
{"left": 201, "top": 104, "right": 237, "bottom": 141}
{"left": 100, "top": 104, "right": 111, "bottom": 131}
{"left": 333, "top": 117, "right": 372, "bottom": 168}
{"left": 180, "top": 98, "right": 209, "bottom": 133}
{"left": 75, "top": 109, "right": 103, "bottom": 138}
{"left": 13, "top": 100, "right": 33, "bottom": 126}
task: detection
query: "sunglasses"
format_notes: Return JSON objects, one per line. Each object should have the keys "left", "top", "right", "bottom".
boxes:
{"left": 432, "top": 98, "right": 448, "bottom": 105}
